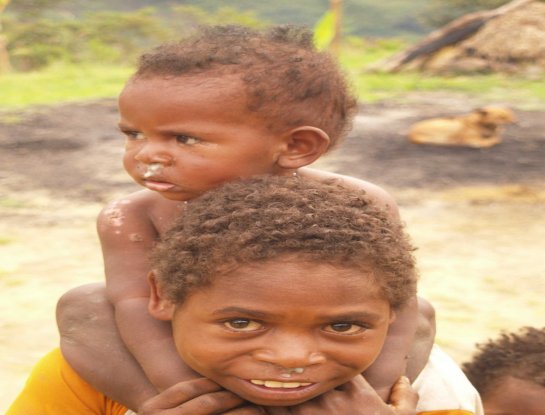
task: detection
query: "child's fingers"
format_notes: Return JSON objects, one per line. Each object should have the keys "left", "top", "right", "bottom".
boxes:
{"left": 341, "top": 375, "right": 418, "bottom": 414}
{"left": 165, "top": 390, "right": 247, "bottom": 414}
{"left": 138, "top": 377, "right": 245, "bottom": 414}
{"left": 141, "top": 377, "right": 222, "bottom": 408}
{"left": 388, "top": 376, "right": 419, "bottom": 414}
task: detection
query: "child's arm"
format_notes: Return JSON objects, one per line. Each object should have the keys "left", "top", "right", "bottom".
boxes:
{"left": 407, "top": 297, "right": 436, "bottom": 381}
{"left": 97, "top": 195, "right": 197, "bottom": 393}
{"left": 57, "top": 283, "right": 157, "bottom": 408}
{"left": 361, "top": 296, "right": 420, "bottom": 401}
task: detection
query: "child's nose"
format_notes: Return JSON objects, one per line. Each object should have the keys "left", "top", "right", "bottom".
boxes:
{"left": 253, "top": 333, "right": 326, "bottom": 369}
{"left": 134, "top": 142, "right": 174, "bottom": 165}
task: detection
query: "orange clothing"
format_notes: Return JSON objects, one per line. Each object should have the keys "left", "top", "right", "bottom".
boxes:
{"left": 6, "top": 349, "right": 128, "bottom": 415}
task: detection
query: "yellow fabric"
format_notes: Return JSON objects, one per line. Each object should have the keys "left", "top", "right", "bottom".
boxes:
{"left": 6, "top": 349, "right": 128, "bottom": 415}
{"left": 418, "top": 411, "right": 475, "bottom": 414}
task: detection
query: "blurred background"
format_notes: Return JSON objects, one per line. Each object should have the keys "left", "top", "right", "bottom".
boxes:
{"left": 1, "top": 0, "right": 544, "bottom": 411}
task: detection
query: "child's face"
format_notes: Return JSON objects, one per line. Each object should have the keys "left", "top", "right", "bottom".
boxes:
{"left": 483, "top": 376, "right": 545, "bottom": 415}
{"left": 160, "top": 259, "right": 394, "bottom": 406}
{"left": 118, "top": 75, "right": 287, "bottom": 201}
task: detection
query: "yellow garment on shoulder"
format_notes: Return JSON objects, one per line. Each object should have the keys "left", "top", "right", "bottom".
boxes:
{"left": 6, "top": 348, "right": 128, "bottom": 415}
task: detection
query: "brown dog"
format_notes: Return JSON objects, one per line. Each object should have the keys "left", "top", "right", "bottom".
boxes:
{"left": 408, "top": 106, "right": 516, "bottom": 148}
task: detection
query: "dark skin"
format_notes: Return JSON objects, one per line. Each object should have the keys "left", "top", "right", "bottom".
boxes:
{"left": 58, "top": 281, "right": 433, "bottom": 411}
{"left": 56, "top": 74, "right": 434, "bottom": 411}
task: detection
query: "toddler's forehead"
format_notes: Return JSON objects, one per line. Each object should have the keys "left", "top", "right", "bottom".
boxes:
{"left": 127, "top": 71, "right": 244, "bottom": 93}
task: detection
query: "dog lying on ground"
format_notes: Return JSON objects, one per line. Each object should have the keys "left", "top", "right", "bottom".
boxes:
{"left": 408, "top": 106, "right": 516, "bottom": 148}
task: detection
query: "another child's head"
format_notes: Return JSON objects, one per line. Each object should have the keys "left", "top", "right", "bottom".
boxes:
{"left": 118, "top": 25, "right": 358, "bottom": 201}
{"left": 462, "top": 326, "right": 545, "bottom": 415}
{"left": 149, "top": 175, "right": 417, "bottom": 406}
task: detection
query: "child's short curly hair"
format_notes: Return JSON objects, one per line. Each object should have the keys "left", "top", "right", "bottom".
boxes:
{"left": 133, "top": 25, "right": 357, "bottom": 150}
{"left": 151, "top": 175, "right": 417, "bottom": 309}
{"left": 462, "top": 326, "right": 545, "bottom": 397}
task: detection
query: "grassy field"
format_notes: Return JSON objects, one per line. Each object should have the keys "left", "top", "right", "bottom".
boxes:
{"left": 0, "top": 63, "right": 133, "bottom": 109}
{"left": 2, "top": 42, "right": 545, "bottom": 109}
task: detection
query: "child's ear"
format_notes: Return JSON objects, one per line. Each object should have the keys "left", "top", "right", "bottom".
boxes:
{"left": 389, "top": 310, "right": 397, "bottom": 325}
{"left": 276, "top": 126, "right": 331, "bottom": 169}
{"left": 147, "top": 271, "right": 175, "bottom": 321}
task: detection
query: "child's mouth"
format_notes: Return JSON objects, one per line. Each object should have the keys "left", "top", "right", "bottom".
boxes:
{"left": 143, "top": 179, "right": 175, "bottom": 192}
{"left": 250, "top": 379, "right": 312, "bottom": 389}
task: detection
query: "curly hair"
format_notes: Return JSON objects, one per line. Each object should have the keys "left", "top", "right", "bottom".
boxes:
{"left": 462, "top": 326, "right": 545, "bottom": 397}
{"left": 151, "top": 175, "right": 417, "bottom": 309}
{"left": 132, "top": 25, "right": 358, "bottom": 150}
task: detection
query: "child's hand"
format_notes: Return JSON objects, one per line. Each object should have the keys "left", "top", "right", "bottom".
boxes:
{"left": 265, "top": 375, "right": 417, "bottom": 415}
{"left": 138, "top": 378, "right": 266, "bottom": 415}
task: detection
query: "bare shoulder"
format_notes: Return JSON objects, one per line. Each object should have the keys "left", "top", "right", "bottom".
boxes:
{"left": 299, "top": 167, "right": 400, "bottom": 220}
{"left": 98, "top": 190, "right": 155, "bottom": 222}
{"left": 96, "top": 190, "right": 166, "bottom": 237}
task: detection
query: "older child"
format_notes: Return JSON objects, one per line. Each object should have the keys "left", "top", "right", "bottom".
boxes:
{"left": 462, "top": 326, "right": 545, "bottom": 415}
{"left": 56, "top": 25, "right": 431, "bottom": 409}
{"left": 10, "top": 176, "right": 481, "bottom": 414}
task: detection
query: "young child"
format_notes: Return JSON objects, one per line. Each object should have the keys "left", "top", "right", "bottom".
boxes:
{"left": 55, "top": 24, "right": 430, "bottom": 409}
{"left": 462, "top": 326, "right": 545, "bottom": 415}
{"left": 10, "top": 176, "right": 482, "bottom": 414}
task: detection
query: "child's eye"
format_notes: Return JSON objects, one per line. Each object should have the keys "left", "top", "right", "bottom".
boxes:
{"left": 123, "top": 131, "right": 145, "bottom": 141}
{"left": 323, "top": 322, "right": 366, "bottom": 335}
{"left": 224, "top": 319, "right": 263, "bottom": 332}
{"left": 175, "top": 135, "right": 200, "bottom": 145}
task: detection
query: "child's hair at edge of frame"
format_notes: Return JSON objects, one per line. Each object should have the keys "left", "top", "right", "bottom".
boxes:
{"left": 462, "top": 326, "right": 545, "bottom": 397}
{"left": 132, "top": 25, "right": 358, "bottom": 151}
{"left": 151, "top": 175, "right": 418, "bottom": 307}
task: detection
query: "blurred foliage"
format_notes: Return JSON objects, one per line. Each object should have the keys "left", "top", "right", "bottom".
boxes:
{"left": 3, "top": 0, "right": 66, "bottom": 19}
{"left": 2, "top": 0, "right": 545, "bottom": 72}
{"left": 3, "top": 7, "right": 169, "bottom": 70}
{"left": 313, "top": 10, "right": 336, "bottom": 50}
{"left": 2, "top": 4, "right": 268, "bottom": 71}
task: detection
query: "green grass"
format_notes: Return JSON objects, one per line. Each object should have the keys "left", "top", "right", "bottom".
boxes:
{"left": 1, "top": 42, "right": 545, "bottom": 110}
{"left": 337, "top": 39, "right": 545, "bottom": 107}
{"left": 350, "top": 72, "right": 545, "bottom": 106}
{"left": 0, "top": 63, "right": 133, "bottom": 109}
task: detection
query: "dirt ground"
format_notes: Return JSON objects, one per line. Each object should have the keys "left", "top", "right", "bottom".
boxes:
{"left": 1, "top": 92, "right": 544, "bottom": 411}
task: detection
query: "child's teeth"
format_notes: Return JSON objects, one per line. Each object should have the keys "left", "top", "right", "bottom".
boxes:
{"left": 250, "top": 380, "right": 311, "bottom": 388}
{"left": 279, "top": 382, "right": 306, "bottom": 388}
